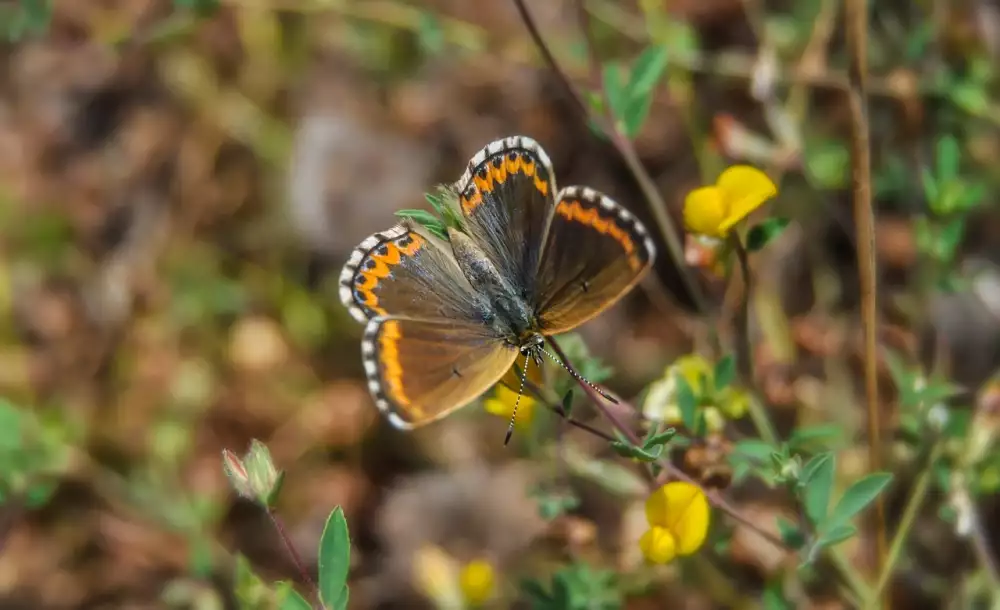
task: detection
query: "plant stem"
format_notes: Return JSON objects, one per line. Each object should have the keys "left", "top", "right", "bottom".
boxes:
{"left": 510, "top": 0, "right": 707, "bottom": 314}
{"left": 266, "top": 507, "right": 322, "bottom": 607}
{"left": 728, "top": 234, "right": 779, "bottom": 445}
{"left": 844, "top": 0, "right": 888, "bottom": 601}
{"left": 547, "top": 335, "right": 788, "bottom": 551}
{"left": 868, "top": 442, "right": 944, "bottom": 608}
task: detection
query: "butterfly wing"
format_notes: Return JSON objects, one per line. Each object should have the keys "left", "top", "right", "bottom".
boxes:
{"left": 363, "top": 316, "right": 518, "bottom": 428}
{"left": 452, "top": 135, "right": 558, "bottom": 299}
{"left": 533, "top": 186, "right": 657, "bottom": 335}
{"left": 339, "top": 221, "right": 485, "bottom": 323}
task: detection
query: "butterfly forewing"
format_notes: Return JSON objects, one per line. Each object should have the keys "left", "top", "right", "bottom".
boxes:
{"left": 533, "top": 186, "right": 656, "bottom": 335}
{"left": 339, "top": 221, "right": 484, "bottom": 323}
{"left": 452, "top": 136, "right": 558, "bottom": 301}
{"left": 362, "top": 316, "right": 518, "bottom": 428}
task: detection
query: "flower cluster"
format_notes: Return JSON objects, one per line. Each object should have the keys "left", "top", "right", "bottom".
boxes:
{"left": 642, "top": 354, "right": 749, "bottom": 433}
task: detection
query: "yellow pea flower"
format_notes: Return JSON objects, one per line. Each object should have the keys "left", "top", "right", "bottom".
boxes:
{"left": 459, "top": 559, "right": 496, "bottom": 607}
{"left": 683, "top": 166, "right": 777, "bottom": 238}
{"left": 640, "top": 481, "right": 710, "bottom": 564}
{"left": 642, "top": 355, "right": 712, "bottom": 423}
{"left": 483, "top": 362, "right": 543, "bottom": 428}
{"left": 413, "top": 545, "right": 462, "bottom": 607}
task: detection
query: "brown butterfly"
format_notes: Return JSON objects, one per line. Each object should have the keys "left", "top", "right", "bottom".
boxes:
{"left": 339, "top": 136, "right": 656, "bottom": 432}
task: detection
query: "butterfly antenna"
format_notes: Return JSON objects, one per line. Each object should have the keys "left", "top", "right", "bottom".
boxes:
{"left": 538, "top": 346, "right": 620, "bottom": 404}
{"left": 504, "top": 351, "right": 532, "bottom": 445}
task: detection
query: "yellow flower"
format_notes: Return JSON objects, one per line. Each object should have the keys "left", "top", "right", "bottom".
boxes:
{"left": 642, "top": 355, "right": 712, "bottom": 423}
{"left": 718, "top": 388, "right": 749, "bottom": 420}
{"left": 459, "top": 559, "right": 496, "bottom": 607}
{"left": 413, "top": 545, "right": 462, "bottom": 606}
{"left": 684, "top": 166, "right": 777, "bottom": 238}
{"left": 483, "top": 362, "right": 543, "bottom": 428}
{"left": 640, "top": 481, "right": 710, "bottom": 564}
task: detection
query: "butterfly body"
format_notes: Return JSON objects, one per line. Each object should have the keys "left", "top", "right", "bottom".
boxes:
{"left": 446, "top": 226, "right": 538, "bottom": 345}
{"left": 340, "top": 136, "right": 656, "bottom": 429}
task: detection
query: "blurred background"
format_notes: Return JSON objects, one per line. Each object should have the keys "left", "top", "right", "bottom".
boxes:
{"left": 4, "top": 0, "right": 1000, "bottom": 608}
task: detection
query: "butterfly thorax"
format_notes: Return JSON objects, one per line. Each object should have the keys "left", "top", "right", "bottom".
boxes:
{"left": 447, "top": 227, "right": 537, "bottom": 345}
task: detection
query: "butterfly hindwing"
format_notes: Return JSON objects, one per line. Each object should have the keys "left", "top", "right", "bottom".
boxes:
{"left": 533, "top": 186, "right": 656, "bottom": 335}
{"left": 339, "top": 221, "right": 485, "bottom": 323}
{"left": 362, "top": 316, "right": 518, "bottom": 428}
{"left": 452, "top": 136, "right": 557, "bottom": 300}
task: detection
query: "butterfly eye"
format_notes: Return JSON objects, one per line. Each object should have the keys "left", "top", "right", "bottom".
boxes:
{"left": 363, "top": 258, "right": 377, "bottom": 270}
{"left": 508, "top": 152, "right": 518, "bottom": 162}
{"left": 374, "top": 243, "right": 389, "bottom": 256}
{"left": 396, "top": 235, "right": 413, "bottom": 248}
{"left": 491, "top": 156, "right": 503, "bottom": 169}
{"left": 476, "top": 167, "right": 488, "bottom": 180}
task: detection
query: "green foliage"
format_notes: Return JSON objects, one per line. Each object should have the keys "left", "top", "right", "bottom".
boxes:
{"left": 521, "top": 563, "right": 621, "bottom": 610}
{"left": 232, "top": 505, "right": 352, "bottom": 610}
{"left": 609, "top": 425, "right": 676, "bottom": 463}
{"left": 319, "top": 507, "right": 352, "bottom": 610}
{"left": 2, "top": 0, "right": 51, "bottom": 41}
{"left": 745, "top": 217, "right": 791, "bottom": 252}
{"left": 397, "top": 187, "right": 465, "bottom": 240}
{"left": 0, "top": 399, "right": 68, "bottom": 509}
{"left": 603, "top": 46, "right": 670, "bottom": 138}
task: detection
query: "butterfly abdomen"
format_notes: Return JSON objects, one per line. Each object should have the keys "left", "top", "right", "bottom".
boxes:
{"left": 447, "top": 226, "right": 533, "bottom": 339}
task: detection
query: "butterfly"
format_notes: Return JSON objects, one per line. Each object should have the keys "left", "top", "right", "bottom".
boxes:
{"left": 339, "top": 136, "right": 656, "bottom": 432}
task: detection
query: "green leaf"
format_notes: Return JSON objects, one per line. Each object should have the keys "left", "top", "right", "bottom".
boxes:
{"left": 816, "top": 523, "right": 857, "bottom": 548}
{"left": 278, "top": 588, "right": 314, "bottom": 610}
{"left": 622, "top": 92, "right": 654, "bottom": 138}
{"left": 619, "top": 45, "right": 669, "bottom": 138}
{"left": 936, "top": 217, "right": 965, "bottom": 260}
{"left": 731, "top": 439, "right": 775, "bottom": 462}
{"left": 745, "top": 217, "right": 791, "bottom": 252}
{"left": 560, "top": 389, "right": 574, "bottom": 418}
{"left": 713, "top": 354, "right": 736, "bottom": 391}
{"left": 628, "top": 45, "right": 670, "bottom": 97}
{"left": 762, "top": 579, "right": 794, "bottom": 610}
{"left": 416, "top": 11, "right": 445, "bottom": 55}
{"left": 333, "top": 585, "right": 350, "bottom": 610}
{"left": 675, "top": 373, "right": 699, "bottom": 431}
{"left": 801, "top": 452, "right": 835, "bottom": 526}
{"left": 936, "top": 135, "right": 960, "bottom": 182}
{"left": 826, "top": 472, "right": 893, "bottom": 529}
{"left": 775, "top": 516, "right": 806, "bottom": 549}
{"left": 920, "top": 168, "right": 938, "bottom": 205}
{"left": 318, "top": 507, "right": 351, "bottom": 608}
{"left": 610, "top": 430, "right": 664, "bottom": 462}
{"left": 787, "top": 424, "right": 843, "bottom": 450}
{"left": 424, "top": 191, "right": 446, "bottom": 216}
{"left": 394, "top": 209, "right": 447, "bottom": 240}
{"left": 602, "top": 63, "right": 628, "bottom": 131}
{"left": 644, "top": 426, "right": 677, "bottom": 449}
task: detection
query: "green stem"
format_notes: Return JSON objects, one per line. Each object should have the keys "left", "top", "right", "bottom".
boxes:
{"left": 867, "top": 443, "right": 942, "bottom": 607}
{"left": 729, "top": 233, "right": 778, "bottom": 445}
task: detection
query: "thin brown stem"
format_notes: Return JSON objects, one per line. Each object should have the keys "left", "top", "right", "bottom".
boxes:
{"left": 266, "top": 508, "right": 322, "bottom": 607}
{"left": 510, "top": 0, "right": 707, "bottom": 314}
{"left": 546, "top": 335, "right": 788, "bottom": 551}
{"left": 845, "top": 0, "right": 887, "bottom": 602}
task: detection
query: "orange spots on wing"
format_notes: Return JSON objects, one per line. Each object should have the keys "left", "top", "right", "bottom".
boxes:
{"left": 534, "top": 175, "right": 549, "bottom": 196}
{"left": 353, "top": 233, "right": 425, "bottom": 316}
{"left": 490, "top": 161, "right": 508, "bottom": 186}
{"left": 461, "top": 153, "right": 551, "bottom": 215}
{"left": 460, "top": 189, "right": 483, "bottom": 214}
{"left": 504, "top": 154, "right": 521, "bottom": 175}
{"left": 474, "top": 172, "right": 494, "bottom": 194}
{"left": 556, "top": 200, "right": 643, "bottom": 271}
